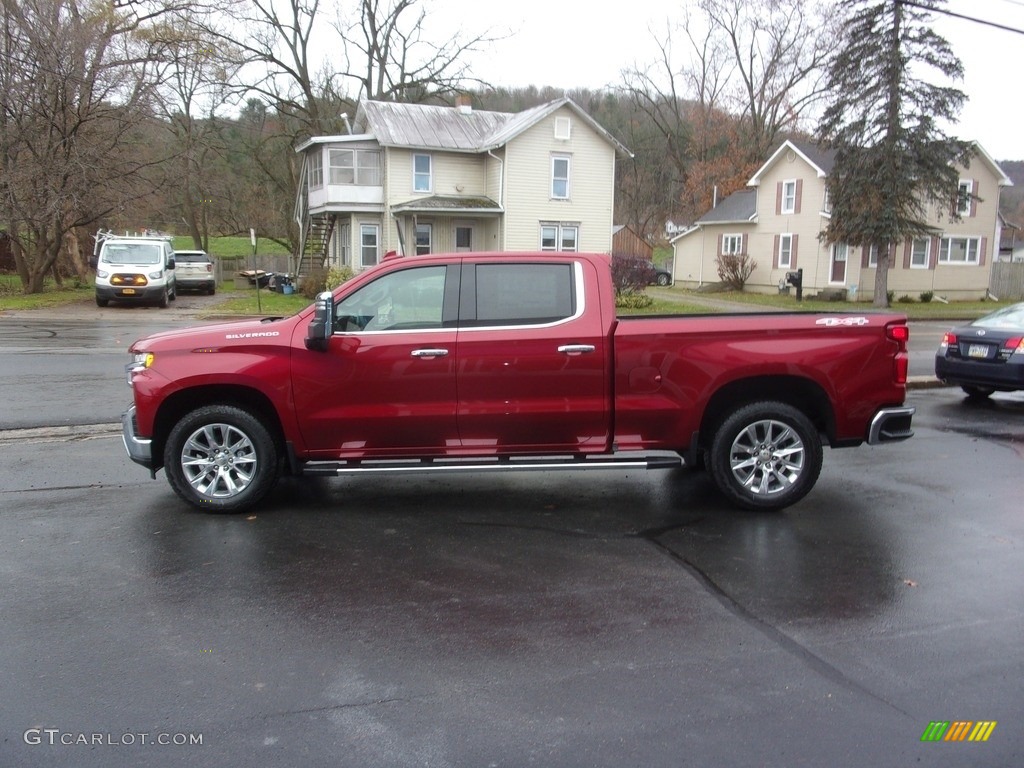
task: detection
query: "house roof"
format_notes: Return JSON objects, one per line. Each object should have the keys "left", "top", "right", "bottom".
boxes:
{"left": 391, "top": 195, "right": 502, "bottom": 214}
{"left": 695, "top": 189, "right": 758, "bottom": 224}
{"left": 749, "top": 139, "right": 835, "bottom": 185}
{"left": 348, "top": 98, "right": 632, "bottom": 156}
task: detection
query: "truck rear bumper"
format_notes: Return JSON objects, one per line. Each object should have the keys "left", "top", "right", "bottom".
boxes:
{"left": 121, "top": 405, "right": 154, "bottom": 470}
{"left": 867, "top": 406, "right": 915, "bottom": 444}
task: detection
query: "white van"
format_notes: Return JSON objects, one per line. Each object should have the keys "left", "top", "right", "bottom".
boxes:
{"left": 92, "top": 233, "right": 177, "bottom": 308}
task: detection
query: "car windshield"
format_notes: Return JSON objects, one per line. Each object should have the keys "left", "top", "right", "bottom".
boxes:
{"left": 973, "top": 304, "right": 1024, "bottom": 329}
{"left": 102, "top": 243, "right": 162, "bottom": 265}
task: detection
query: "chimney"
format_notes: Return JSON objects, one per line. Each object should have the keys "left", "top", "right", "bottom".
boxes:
{"left": 456, "top": 94, "right": 472, "bottom": 115}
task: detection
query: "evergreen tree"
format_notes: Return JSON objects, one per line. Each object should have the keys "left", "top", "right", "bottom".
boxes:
{"left": 817, "top": 0, "right": 972, "bottom": 307}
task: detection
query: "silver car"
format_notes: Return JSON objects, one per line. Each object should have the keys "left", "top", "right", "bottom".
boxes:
{"left": 173, "top": 250, "right": 216, "bottom": 294}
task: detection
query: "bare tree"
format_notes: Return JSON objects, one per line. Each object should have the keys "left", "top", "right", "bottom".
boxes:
{"left": 0, "top": 0, "right": 180, "bottom": 292}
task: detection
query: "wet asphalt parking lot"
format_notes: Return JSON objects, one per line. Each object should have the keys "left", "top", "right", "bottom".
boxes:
{"left": 0, "top": 303, "right": 1021, "bottom": 767}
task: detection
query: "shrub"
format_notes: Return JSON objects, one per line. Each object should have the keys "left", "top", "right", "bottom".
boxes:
{"left": 715, "top": 253, "right": 756, "bottom": 290}
{"left": 919, "top": 291, "right": 933, "bottom": 303}
{"left": 615, "top": 292, "right": 654, "bottom": 309}
{"left": 610, "top": 253, "right": 655, "bottom": 296}
{"left": 327, "top": 266, "right": 354, "bottom": 288}
{"left": 300, "top": 268, "right": 327, "bottom": 299}
{"left": 896, "top": 294, "right": 916, "bottom": 303}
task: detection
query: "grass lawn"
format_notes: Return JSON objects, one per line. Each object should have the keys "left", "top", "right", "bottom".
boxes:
{"left": 171, "top": 235, "right": 291, "bottom": 259}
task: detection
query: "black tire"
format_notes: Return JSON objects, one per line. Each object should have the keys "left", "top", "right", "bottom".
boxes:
{"left": 96, "top": 296, "right": 109, "bottom": 307}
{"left": 708, "top": 401, "right": 822, "bottom": 511}
{"left": 208, "top": 286, "right": 216, "bottom": 296}
{"left": 656, "top": 273, "right": 670, "bottom": 286}
{"left": 961, "top": 385, "right": 994, "bottom": 399}
{"left": 158, "top": 288, "right": 169, "bottom": 308}
{"left": 164, "top": 405, "right": 279, "bottom": 513}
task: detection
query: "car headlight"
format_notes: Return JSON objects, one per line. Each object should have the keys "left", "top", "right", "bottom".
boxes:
{"left": 97, "top": 269, "right": 109, "bottom": 279}
{"left": 148, "top": 270, "right": 164, "bottom": 280}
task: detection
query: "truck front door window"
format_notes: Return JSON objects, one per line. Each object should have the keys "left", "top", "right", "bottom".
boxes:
{"left": 335, "top": 266, "right": 446, "bottom": 332}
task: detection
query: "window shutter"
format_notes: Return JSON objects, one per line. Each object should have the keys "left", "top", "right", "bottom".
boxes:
{"left": 903, "top": 241, "right": 911, "bottom": 270}
{"left": 794, "top": 179, "right": 803, "bottom": 214}
{"left": 791, "top": 234, "right": 798, "bottom": 268}
{"left": 773, "top": 235, "right": 780, "bottom": 268}
{"left": 741, "top": 233, "right": 748, "bottom": 255}
{"left": 717, "top": 233, "right": 723, "bottom": 255}
{"left": 861, "top": 246, "right": 870, "bottom": 269}
{"left": 970, "top": 181, "right": 979, "bottom": 217}
{"left": 980, "top": 236, "right": 988, "bottom": 266}
{"left": 775, "top": 182, "right": 783, "bottom": 215}
{"left": 930, "top": 237, "right": 940, "bottom": 269}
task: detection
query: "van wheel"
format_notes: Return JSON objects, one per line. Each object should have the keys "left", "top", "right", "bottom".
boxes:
{"left": 164, "top": 405, "right": 279, "bottom": 513}
{"left": 158, "top": 288, "right": 169, "bottom": 308}
{"left": 708, "top": 401, "right": 822, "bottom": 511}
{"left": 96, "top": 297, "right": 109, "bottom": 307}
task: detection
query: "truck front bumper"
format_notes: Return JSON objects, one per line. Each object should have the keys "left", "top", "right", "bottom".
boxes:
{"left": 122, "top": 405, "right": 154, "bottom": 471}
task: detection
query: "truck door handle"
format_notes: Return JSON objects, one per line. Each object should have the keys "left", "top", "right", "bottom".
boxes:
{"left": 410, "top": 348, "right": 449, "bottom": 358}
{"left": 557, "top": 344, "right": 596, "bottom": 356}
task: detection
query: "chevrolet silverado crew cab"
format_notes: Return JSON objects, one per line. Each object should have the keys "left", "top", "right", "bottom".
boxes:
{"left": 122, "top": 252, "right": 914, "bottom": 513}
{"left": 92, "top": 232, "right": 177, "bottom": 308}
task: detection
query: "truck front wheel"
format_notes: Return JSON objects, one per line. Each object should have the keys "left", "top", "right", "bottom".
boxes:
{"left": 708, "top": 401, "right": 822, "bottom": 511}
{"left": 164, "top": 405, "right": 279, "bottom": 512}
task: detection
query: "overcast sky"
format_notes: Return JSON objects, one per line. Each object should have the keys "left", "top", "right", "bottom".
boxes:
{"left": 449, "top": 0, "right": 1024, "bottom": 161}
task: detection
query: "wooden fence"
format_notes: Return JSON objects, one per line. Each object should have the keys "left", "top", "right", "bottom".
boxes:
{"left": 990, "top": 262, "right": 1024, "bottom": 301}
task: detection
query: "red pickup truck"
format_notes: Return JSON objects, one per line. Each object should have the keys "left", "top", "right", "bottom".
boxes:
{"left": 122, "top": 252, "right": 914, "bottom": 513}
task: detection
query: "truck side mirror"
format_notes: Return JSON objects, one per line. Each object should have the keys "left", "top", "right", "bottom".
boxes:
{"left": 305, "top": 291, "right": 334, "bottom": 351}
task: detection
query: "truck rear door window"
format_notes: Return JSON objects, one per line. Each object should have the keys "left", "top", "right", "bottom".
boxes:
{"left": 470, "top": 263, "right": 575, "bottom": 325}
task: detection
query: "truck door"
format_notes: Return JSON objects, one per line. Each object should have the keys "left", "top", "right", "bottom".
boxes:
{"left": 455, "top": 260, "right": 610, "bottom": 454}
{"left": 291, "top": 264, "right": 460, "bottom": 458}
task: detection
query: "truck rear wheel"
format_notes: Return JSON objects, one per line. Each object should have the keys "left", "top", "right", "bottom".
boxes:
{"left": 708, "top": 401, "right": 822, "bottom": 511}
{"left": 164, "top": 405, "right": 279, "bottom": 512}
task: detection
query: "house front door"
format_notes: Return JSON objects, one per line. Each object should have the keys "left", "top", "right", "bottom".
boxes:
{"left": 455, "top": 225, "right": 473, "bottom": 252}
{"left": 830, "top": 243, "right": 848, "bottom": 283}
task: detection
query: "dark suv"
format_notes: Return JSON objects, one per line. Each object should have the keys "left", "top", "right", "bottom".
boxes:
{"left": 173, "top": 250, "right": 216, "bottom": 294}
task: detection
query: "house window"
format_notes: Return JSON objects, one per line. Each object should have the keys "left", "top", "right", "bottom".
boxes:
{"left": 956, "top": 180, "right": 973, "bottom": 216}
{"left": 328, "top": 149, "right": 381, "bottom": 185}
{"left": 778, "top": 234, "right": 793, "bottom": 269}
{"left": 540, "top": 223, "right": 578, "bottom": 252}
{"left": 413, "top": 153, "right": 432, "bottom": 193}
{"left": 360, "top": 224, "right": 380, "bottom": 267}
{"left": 551, "top": 155, "right": 571, "bottom": 199}
{"left": 822, "top": 187, "right": 831, "bottom": 214}
{"left": 939, "top": 236, "right": 980, "bottom": 264}
{"left": 722, "top": 234, "right": 744, "bottom": 255}
{"left": 781, "top": 180, "right": 797, "bottom": 214}
{"left": 554, "top": 117, "right": 571, "bottom": 140}
{"left": 868, "top": 244, "right": 878, "bottom": 268}
{"left": 415, "top": 223, "right": 432, "bottom": 256}
{"left": 308, "top": 151, "right": 323, "bottom": 189}
{"left": 911, "top": 238, "right": 930, "bottom": 268}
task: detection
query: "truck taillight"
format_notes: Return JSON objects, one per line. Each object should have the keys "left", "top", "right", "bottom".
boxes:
{"left": 894, "top": 354, "right": 908, "bottom": 384}
{"left": 887, "top": 324, "right": 909, "bottom": 344}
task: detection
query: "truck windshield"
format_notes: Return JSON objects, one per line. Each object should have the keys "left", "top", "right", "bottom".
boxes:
{"left": 102, "top": 243, "right": 163, "bottom": 265}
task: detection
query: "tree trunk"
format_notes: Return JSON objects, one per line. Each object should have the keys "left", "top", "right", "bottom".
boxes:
{"left": 873, "top": 243, "right": 890, "bottom": 308}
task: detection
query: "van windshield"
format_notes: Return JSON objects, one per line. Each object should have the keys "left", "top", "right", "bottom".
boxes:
{"left": 102, "top": 243, "right": 163, "bottom": 265}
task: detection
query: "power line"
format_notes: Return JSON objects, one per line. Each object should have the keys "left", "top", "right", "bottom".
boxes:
{"left": 898, "top": 0, "right": 1024, "bottom": 36}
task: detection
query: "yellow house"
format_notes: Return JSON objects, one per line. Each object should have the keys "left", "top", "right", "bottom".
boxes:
{"left": 294, "top": 98, "right": 631, "bottom": 274}
{"left": 672, "top": 139, "right": 1012, "bottom": 301}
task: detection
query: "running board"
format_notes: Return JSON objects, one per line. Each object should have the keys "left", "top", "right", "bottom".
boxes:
{"left": 299, "top": 454, "right": 683, "bottom": 477}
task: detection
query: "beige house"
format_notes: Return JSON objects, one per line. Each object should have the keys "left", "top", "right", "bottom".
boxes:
{"left": 671, "top": 139, "right": 1012, "bottom": 301}
{"left": 293, "top": 98, "right": 630, "bottom": 274}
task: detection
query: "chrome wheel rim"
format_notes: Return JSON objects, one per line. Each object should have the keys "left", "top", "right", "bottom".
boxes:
{"left": 180, "top": 423, "right": 258, "bottom": 499}
{"left": 729, "top": 419, "right": 805, "bottom": 496}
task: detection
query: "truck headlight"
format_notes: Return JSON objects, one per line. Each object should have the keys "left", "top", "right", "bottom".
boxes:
{"left": 126, "top": 352, "right": 154, "bottom": 385}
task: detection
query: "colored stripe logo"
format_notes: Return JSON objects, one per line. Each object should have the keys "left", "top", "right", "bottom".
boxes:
{"left": 921, "top": 721, "right": 997, "bottom": 742}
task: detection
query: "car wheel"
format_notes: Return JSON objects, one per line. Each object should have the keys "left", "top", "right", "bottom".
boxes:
{"left": 96, "top": 296, "right": 109, "bottom": 307}
{"left": 164, "top": 405, "right": 279, "bottom": 513}
{"left": 656, "top": 273, "right": 670, "bottom": 286}
{"left": 208, "top": 286, "right": 216, "bottom": 295}
{"left": 158, "top": 288, "right": 169, "bottom": 308}
{"left": 708, "top": 401, "right": 822, "bottom": 511}
{"left": 961, "top": 385, "right": 994, "bottom": 399}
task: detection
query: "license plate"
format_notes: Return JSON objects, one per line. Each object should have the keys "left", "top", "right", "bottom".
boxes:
{"left": 967, "top": 344, "right": 988, "bottom": 359}
{"left": 121, "top": 288, "right": 136, "bottom": 295}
